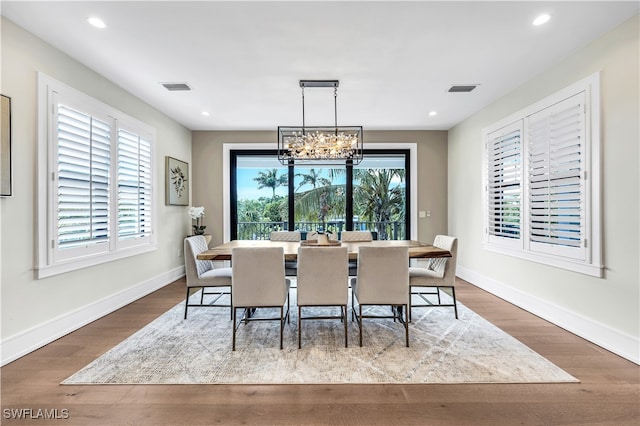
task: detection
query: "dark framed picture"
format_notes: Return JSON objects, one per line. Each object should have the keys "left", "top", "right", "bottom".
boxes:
{"left": 1, "top": 94, "right": 12, "bottom": 197}
{"left": 166, "top": 156, "right": 189, "bottom": 206}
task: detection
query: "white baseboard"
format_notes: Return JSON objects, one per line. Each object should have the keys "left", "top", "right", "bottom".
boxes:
{"left": 0, "top": 266, "right": 185, "bottom": 367}
{"left": 457, "top": 265, "right": 639, "bottom": 365}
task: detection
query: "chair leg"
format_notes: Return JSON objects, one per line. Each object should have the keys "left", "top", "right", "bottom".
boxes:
{"left": 232, "top": 307, "right": 237, "bottom": 351}
{"left": 287, "top": 291, "right": 291, "bottom": 324}
{"left": 280, "top": 306, "right": 284, "bottom": 350}
{"left": 298, "top": 306, "right": 302, "bottom": 349}
{"left": 404, "top": 303, "right": 410, "bottom": 347}
{"left": 343, "top": 305, "right": 348, "bottom": 348}
{"left": 351, "top": 287, "right": 356, "bottom": 321}
{"left": 450, "top": 286, "right": 459, "bottom": 319}
{"left": 408, "top": 287, "right": 412, "bottom": 323}
{"left": 184, "top": 287, "right": 191, "bottom": 319}
{"left": 358, "top": 304, "right": 363, "bottom": 347}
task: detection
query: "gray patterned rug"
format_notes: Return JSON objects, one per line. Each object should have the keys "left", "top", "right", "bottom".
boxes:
{"left": 62, "top": 289, "right": 578, "bottom": 384}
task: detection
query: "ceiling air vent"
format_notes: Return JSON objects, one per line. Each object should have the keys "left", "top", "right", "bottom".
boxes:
{"left": 448, "top": 85, "right": 478, "bottom": 93}
{"left": 161, "top": 82, "right": 191, "bottom": 91}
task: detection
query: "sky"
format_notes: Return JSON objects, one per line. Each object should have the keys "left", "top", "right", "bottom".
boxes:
{"left": 236, "top": 167, "right": 346, "bottom": 200}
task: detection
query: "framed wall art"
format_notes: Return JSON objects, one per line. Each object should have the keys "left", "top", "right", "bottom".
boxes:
{"left": 165, "top": 156, "right": 189, "bottom": 206}
{"left": 1, "top": 94, "right": 12, "bottom": 197}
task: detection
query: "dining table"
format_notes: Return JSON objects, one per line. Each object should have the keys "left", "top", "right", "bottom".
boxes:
{"left": 197, "top": 239, "right": 451, "bottom": 261}
{"left": 198, "top": 239, "right": 450, "bottom": 322}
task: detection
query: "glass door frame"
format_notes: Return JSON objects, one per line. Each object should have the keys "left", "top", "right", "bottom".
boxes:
{"left": 223, "top": 143, "right": 418, "bottom": 241}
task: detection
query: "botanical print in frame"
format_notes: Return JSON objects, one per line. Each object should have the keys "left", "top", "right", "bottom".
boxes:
{"left": 1, "top": 94, "right": 12, "bottom": 196}
{"left": 166, "top": 156, "right": 189, "bottom": 206}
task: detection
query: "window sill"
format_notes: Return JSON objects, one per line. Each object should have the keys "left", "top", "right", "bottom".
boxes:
{"left": 483, "top": 243, "right": 603, "bottom": 278}
{"left": 35, "top": 243, "right": 157, "bottom": 279}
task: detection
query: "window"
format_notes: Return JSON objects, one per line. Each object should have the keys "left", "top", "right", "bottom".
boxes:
{"left": 486, "top": 121, "right": 522, "bottom": 247}
{"left": 116, "top": 127, "right": 153, "bottom": 245}
{"left": 483, "top": 74, "right": 601, "bottom": 277}
{"left": 37, "top": 74, "right": 156, "bottom": 278}
{"left": 229, "top": 149, "right": 411, "bottom": 241}
{"left": 527, "top": 93, "right": 586, "bottom": 260}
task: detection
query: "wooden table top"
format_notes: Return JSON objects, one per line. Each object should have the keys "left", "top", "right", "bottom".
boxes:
{"left": 197, "top": 239, "right": 451, "bottom": 261}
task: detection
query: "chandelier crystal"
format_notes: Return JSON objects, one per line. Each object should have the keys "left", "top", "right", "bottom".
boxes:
{"left": 278, "top": 80, "right": 363, "bottom": 165}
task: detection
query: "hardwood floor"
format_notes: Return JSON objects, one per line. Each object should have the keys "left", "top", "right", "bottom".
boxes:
{"left": 1, "top": 278, "right": 638, "bottom": 425}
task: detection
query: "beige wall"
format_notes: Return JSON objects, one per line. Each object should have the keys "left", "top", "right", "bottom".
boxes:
{"left": 0, "top": 18, "right": 191, "bottom": 362}
{"left": 448, "top": 15, "right": 639, "bottom": 361}
{"left": 191, "top": 130, "right": 448, "bottom": 247}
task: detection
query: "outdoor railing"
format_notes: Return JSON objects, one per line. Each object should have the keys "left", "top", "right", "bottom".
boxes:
{"left": 236, "top": 221, "right": 406, "bottom": 241}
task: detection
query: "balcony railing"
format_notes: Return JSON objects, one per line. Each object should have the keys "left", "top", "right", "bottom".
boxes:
{"left": 236, "top": 221, "right": 406, "bottom": 241}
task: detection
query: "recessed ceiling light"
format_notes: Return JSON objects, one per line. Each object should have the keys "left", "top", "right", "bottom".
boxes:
{"left": 533, "top": 14, "right": 551, "bottom": 26}
{"left": 87, "top": 16, "right": 106, "bottom": 29}
{"left": 429, "top": 111, "right": 437, "bottom": 117}
{"left": 201, "top": 111, "right": 210, "bottom": 117}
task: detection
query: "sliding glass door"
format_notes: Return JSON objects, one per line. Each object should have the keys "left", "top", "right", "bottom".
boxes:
{"left": 232, "top": 153, "right": 289, "bottom": 239}
{"left": 353, "top": 153, "right": 407, "bottom": 240}
{"left": 231, "top": 150, "right": 409, "bottom": 240}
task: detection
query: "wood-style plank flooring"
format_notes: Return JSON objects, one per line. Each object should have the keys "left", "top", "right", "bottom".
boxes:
{"left": 1, "top": 278, "right": 638, "bottom": 425}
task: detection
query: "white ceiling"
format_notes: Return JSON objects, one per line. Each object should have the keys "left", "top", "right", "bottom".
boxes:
{"left": 2, "top": 1, "right": 638, "bottom": 131}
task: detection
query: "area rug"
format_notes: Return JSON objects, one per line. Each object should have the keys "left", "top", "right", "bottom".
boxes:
{"left": 62, "top": 289, "right": 578, "bottom": 385}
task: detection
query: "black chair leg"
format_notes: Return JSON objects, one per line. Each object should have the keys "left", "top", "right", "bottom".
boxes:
{"left": 298, "top": 306, "right": 302, "bottom": 349}
{"left": 184, "top": 288, "right": 191, "bottom": 319}
{"left": 232, "top": 307, "right": 237, "bottom": 351}
{"left": 404, "top": 303, "right": 409, "bottom": 347}
{"left": 343, "top": 305, "right": 348, "bottom": 348}
{"left": 450, "top": 286, "right": 458, "bottom": 319}
{"left": 280, "top": 306, "right": 284, "bottom": 350}
{"left": 358, "top": 304, "right": 363, "bottom": 347}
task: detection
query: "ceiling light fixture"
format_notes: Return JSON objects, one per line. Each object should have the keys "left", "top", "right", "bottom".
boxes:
{"left": 278, "top": 80, "right": 363, "bottom": 165}
{"left": 87, "top": 16, "right": 106, "bottom": 29}
{"left": 429, "top": 111, "right": 437, "bottom": 117}
{"left": 533, "top": 14, "right": 551, "bottom": 26}
{"left": 448, "top": 85, "right": 478, "bottom": 93}
{"left": 201, "top": 111, "right": 210, "bottom": 116}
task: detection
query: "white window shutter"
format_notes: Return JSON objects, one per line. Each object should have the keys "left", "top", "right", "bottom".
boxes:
{"left": 37, "top": 74, "right": 157, "bottom": 278}
{"left": 56, "top": 105, "right": 111, "bottom": 251}
{"left": 527, "top": 92, "right": 586, "bottom": 260}
{"left": 117, "top": 129, "right": 153, "bottom": 242}
{"left": 486, "top": 121, "right": 522, "bottom": 242}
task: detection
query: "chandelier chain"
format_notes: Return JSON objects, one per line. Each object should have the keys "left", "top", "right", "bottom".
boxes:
{"left": 334, "top": 86, "right": 338, "bottom": 129}
{"left": 301, "top": 85, "right": 306, "bottom": 128}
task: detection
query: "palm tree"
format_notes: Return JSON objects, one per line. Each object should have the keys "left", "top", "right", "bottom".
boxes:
{"left": 354, "top": 169, "right": 405, "bottom": 240}
{"left": 294, "top": 184, "right": 346, "bottom": 231}
{"left": 295, "top": 168, "right": 331, "bottom": 191}
{"left": 236, "top": 199, "right": 263, "bottom": 239}
{"left": 253, "top": 169, "right": 287, "bottom": 199}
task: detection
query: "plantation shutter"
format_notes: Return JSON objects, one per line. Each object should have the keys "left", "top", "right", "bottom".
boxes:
{"left": 56, "top": 105, "right": 111, "bottom": 250}
{"left": 527, "top": 92, "right": 586, "bottom": 260}
{"left": 117, "top": 128, "right": 153, "bottom": 241}
{"left": 486, "top": 122, "right": 522, "bottom": 242}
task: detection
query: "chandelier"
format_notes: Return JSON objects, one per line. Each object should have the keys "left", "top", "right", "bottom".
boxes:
{"left": 278, "top": 80, "right": 363, "bottom": 165}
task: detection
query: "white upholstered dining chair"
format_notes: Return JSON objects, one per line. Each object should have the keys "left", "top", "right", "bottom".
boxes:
{"left": 296, "top": 246, "right": 350, "bottom": 348}
{"left": 340, "top": 230, "right": 373, "bottom": 276}
{"left": 270, "top": 230, "right": 301, "bottom": 242}
{"left": 408, "top": 235, "right": 458, "bottom": 322}
{"left": 340, "top": 230, "right": 373, "bottom": 242}
{"left": 183, "top": 236, "right": 232, "bottom": 320}
{"left": 270, "top": 231, "right": 301, "bottom": 276}
{"left": 231, "top": 246, "right": 291, "bottom": 350}
{"left": 351, "top": 246, "right": 410, "bottom": 347}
